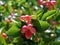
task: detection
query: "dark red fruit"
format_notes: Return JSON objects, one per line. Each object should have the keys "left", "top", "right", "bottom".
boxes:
{"left": 25, "top": 31, "right": 32, "bottom": 39}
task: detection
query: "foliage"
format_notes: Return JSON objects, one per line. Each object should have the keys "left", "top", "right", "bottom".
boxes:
{"left": 0, "top": 0, "right": 60, "bottom": 45}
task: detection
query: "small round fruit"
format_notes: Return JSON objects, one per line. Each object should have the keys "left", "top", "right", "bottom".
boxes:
{"left": 2, "top": 33, "right": 7, "bottom": 38}
{"left": 27, "top": 24, "right": 33, "bottom": 29}
{"left": 25, "top": 31, "right": 32, "bottom": 39}
{"left": 21, "top": 25, "right": 28, "bottom": 33}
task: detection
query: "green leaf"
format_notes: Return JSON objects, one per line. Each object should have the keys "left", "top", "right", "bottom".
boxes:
{"left": 32, "top": 19, "right": 42, "bottom": 32}
{"left": 2, "top": 38, "right": 7, "bottom": 45}
{"left": 56, "top": 24, "right": 60, "bottom": 30}
{"left": 39, "top": 20, "right": 50, "bottom": 30}
{"left": 46, "top": 13, "right": 56, "bottom": 20}
{"left": 39, "top": 38, "right": 45, "bottom": 45}
{"left": 0, "top": 34, "right": 2, "bottom": 45}
{"left": 16, "top": 0, "right": 26, "bottom": 5}
{"left": 35, "top": 9, "right": 42, "bottom": 15}
{"left": 0, "top": 22, "right": 2, "bottom": 28}
{"left": 13, "top": 37, "right": 18, "bottom": 43}
{"left": 32, "top": 19, "right": 50, "bottom": 32}
{"left": 57, "top": 0, "right": 60, "bottom": 7}
{"left": 7, "top": 1, "right": 13, "bottom": 13}
{"left": 6, "top": 24, "right": 20, "bottom": 36}
{"left": 0, "top": 34, "right": 7, "bottom": 45}
{"left": 16, "top": 22, "right": 22, "bottom": 28}
{"left": 33, "top": 9, "right": 43, "bottom": 19}
{"left": 52, "top": 41, "right": 60, "bottom": 45}
{"left": 8, "top": 44, "right": 13, "bottom": 45}
{"left": 41, "top": 10, "right": 56, "bottom": 21}
{"left": 0, "top": 5, "right": 6, "bottom": 13}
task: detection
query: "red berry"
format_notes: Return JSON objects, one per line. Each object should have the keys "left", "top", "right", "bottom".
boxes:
{"left": 25, "top": 15, "right": 32, "bottom": 21}
{"left": 21, "top": 25, "right": 28, "bottom": 33}
{"left": 25, "top": 31, "right": 32, "bottom": 39}
{"left": 37, "top": 0, "right": 43, "bottom": 6}
{"left": 20, "top": 16, "right": 25, "bottom": 21}
{"left": 20, "top": 15, "right": 32, "bottom": 23}
{"left": 2, "top": 33, "right": 7, "bottom": 38}
{"left": 50, "top": 1, "right": 56, "bottom": 6}
{"left": 42, "top": 1, "right": 47, "bottom": 5}
{"left": 27, "top": 24, "right": 33, "bottom": 29}
{"left": 30, "top": 28, "right": 36, "bottom": 34}
{"left": 27, "top": 21, "right": 32, "bottom": 24}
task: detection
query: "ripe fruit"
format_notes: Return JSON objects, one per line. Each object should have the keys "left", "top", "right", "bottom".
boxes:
{"left": 21, "top": 24, "right": 36, "bottom": 39}
{"left": 21, "top": 25, "right": 28, "bottom": 33}
{"left": 27, "top": 21, "right": 32, "bottom": 24}
{"left": 37, "top": 0, "right": 43, "bottom": 6}
{"left": 2, "top": 33, "right": 7, "bottom": 38}
{"left": 20, "top": 16, "right": 25, "bottom": 21}
{"left": 41, "top": 0, "right": 56, "bottom": 10}
{"left": 20, "top": 15, "right": 36, "bottom": 39}
{"left": 42, "top": 1, "right": 47, "bottom": 5}
{"left": 25, "top": 31, "right": 32, "bottom": 39}
{"left": 27, "top": 24, "right": 33, "bottom": 29}
{"left": 20, "top": 15, "right": 32, "bottom": 23}
{"left": 50, "top": 0, "right": 56, "bottom": 6}
{"left": 30, "top": 28, "right": 36, "bottom": 34}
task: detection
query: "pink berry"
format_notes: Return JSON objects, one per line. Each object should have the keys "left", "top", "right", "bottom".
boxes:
{"left": 27, "top": 24, "right": 33, "bottom": 29}
{"left": 42, "top": 1, "right": 47, "bottom": 5}
{"left": 30, "top": 28, "right": 36, "bottom": 34}
{"left": 21, "top": 25, "right": 28, "bottom": 33}
{"left": 2, "top": 33, "right": 7, "bottom": 38}
{"left": 20, "top": 15, "right": 32, "bottom": 23}
{"left": 27, "top": 21, "right": 32, "bottom": 24}
{"left": 37, "top": 0, "right": 43, "bottom": 6}
{"left": 20, "top": 16, "right": 25, "bottom": 21}
{"left": 25, "top": 31, "right": 32, "bottom": 39}
{"left": 50, "top": 1, "right": 56, "bottom": 6}
{"left": 25, "top": 15, "right": 32, "bottom": 21}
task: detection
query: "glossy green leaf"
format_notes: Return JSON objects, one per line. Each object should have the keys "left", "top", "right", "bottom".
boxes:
{"left": 32, "top": 19, "right": 50, "bottom": 32}
{"left": 41, "top": 10, "right": 56, "bottom": 21}
{"left": 6, "top": 24, "right": 20, "bottom": 36}
{"left": 33, "top": 9, "right": 43, "bottom": 19}
{"left": 46, "top": 13, "right": 56, "bottom": 20}
{"left": 39, "top": 20, "right": 50, "bottom": 30}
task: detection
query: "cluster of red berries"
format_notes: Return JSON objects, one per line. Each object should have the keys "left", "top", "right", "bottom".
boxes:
{"left": 20, "top": 15, "right": 36, "bottom": 39}
{"left": 37, "top": 0, "right": 56, "bottom": 10}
